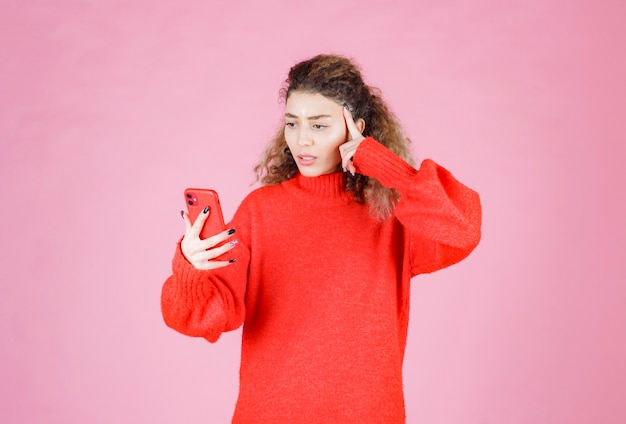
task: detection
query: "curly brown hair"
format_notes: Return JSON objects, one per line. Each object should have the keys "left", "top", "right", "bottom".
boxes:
{"left": 254, "top": 54, "right": 414, "bottom": 220}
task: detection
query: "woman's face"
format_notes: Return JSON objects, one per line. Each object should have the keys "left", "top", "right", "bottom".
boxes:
{"left": 284, "top": 91, "right": 348, "bottom": 177}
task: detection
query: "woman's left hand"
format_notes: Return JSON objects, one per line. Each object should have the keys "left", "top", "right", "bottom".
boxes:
{"left": 340, "top": 106, "right": 365, "bottom": 175}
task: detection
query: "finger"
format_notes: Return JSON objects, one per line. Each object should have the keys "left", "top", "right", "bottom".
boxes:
{"left": 341, "top": 150, "right": 351, "bottom": 173}
{"left": 197, "top": 239, "right": 238, "bottom": 261}
{"left": 187, "top": 206, "right": 211, "bottom": 238}
{"left": 342, "top": 106, "right": 361, "bottom": 140}
{"left": 345, "top": 160, "right": 356, "bottom": 176}
{"left": 340, "top": 143, "right": 357, "bottom": 172}
{"left": 181, "top": 210, "right": 193, "bottom": 233}
{"left": 198, "top": 227, "right": 236, "bottom": 250}
{"left": 193, "top": 258, "right": 233, "bottom": 271}
{"left": 182, "top": 240, "right": 237, "bottom": 270}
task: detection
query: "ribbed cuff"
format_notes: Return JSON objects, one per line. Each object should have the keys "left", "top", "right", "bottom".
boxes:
{"left": 171, "top": 240, "right": 213, "bottom": 304}
{"left": 353, "top": 137, "right": 419, "bottom": 189}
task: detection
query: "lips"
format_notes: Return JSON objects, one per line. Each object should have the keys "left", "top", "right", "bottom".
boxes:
{"left": 297, "top": 154, "right": 317, "bottom": 166}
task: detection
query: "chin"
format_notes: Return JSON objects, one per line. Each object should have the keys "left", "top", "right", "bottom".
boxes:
{"left": 297, "top": 163, "right": 340, "bottom": 177}
{"left": 298, "top": 168, "right": 323, "bottom": 177}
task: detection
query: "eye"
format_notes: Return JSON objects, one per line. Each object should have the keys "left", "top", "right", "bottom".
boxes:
{"left": 285, "top": 121, "right": 296, "bottom": 129}
{"left": 312, "top": 124, "right": 327, "bottom": 130}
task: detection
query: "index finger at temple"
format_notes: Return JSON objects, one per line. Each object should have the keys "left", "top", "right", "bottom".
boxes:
{"left": 342, "top": 106, "right": 360, "bottom": 138}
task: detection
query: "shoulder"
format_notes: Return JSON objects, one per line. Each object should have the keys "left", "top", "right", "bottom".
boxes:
{"left": 235, "top": 178, "right": 296, "bottom": 213}
{"left": 228, "top": 179, "right": 299, "bottom": 234}
{"left": 248, "top": 178, "right": 293, "bottom": 201}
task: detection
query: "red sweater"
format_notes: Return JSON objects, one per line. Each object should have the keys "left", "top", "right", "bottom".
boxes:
{"left": 161, "top": 137, "right": 481, "bottom": 423}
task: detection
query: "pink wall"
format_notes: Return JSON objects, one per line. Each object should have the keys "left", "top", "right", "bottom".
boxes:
{"left": 1, "top": 0, "right": 624, "bottom": 422}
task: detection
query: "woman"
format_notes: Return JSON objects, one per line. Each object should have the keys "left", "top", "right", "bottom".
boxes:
{"left": 161, "top": 54, "right": 482, "bottom": 423}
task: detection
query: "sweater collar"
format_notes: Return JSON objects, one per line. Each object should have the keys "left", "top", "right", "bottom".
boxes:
{"left": 292, "top": 171, "right": 349, "bottom": 200}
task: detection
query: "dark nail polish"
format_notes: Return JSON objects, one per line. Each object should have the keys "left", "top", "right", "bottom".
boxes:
{"left": 227, "top": 228, "right": 236, "bottom": 235}
{"left": 343, "top": 102, "right": 349, "bottom": 110}
{"left": 203, "top": 206, "right": 210, "bottom": 214}
{"left": 180, "top": 210, "right": 185, "bottom": 218}
{"left": 229, "top": 258, "right": 236, "bottom": 263}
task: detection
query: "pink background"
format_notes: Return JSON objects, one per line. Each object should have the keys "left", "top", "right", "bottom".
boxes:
{"left": 1, "top": 0, "right": 624, "bottom": 423}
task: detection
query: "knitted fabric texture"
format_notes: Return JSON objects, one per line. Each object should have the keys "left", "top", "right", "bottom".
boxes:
{"left": 161, "top": 137, "right": 482, "bottom": 423}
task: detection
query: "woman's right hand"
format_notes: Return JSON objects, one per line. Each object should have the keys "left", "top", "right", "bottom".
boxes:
{"left": 180, "top": 208, "right": 237, "bottom": 270}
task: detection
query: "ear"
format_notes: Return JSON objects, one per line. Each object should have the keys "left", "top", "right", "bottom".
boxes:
{"left": 355, "top": 118, "right": 365, "bottom": 134}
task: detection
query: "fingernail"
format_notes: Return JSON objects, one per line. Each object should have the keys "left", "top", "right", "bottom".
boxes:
{"left": 229, "top": 240, "right": 238, "bottom": 247}
{"left": 180, "top": 210, "right": 185, "bottom": 218}
{"left": 343, "top": 102, "right": 349, "bottom": 110}
{"left": 227, "top": 228, "right": 236, "bottom": 235}
{"left": 203, "top": 206, "right": 210, "bottom": 214}
{"left": 229, "top": 258, "right": 236, "bottom": 263}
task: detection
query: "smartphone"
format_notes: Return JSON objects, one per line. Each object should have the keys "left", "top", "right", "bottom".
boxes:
{"left": 184, "top": 188, "right": 226, "bottom": 240}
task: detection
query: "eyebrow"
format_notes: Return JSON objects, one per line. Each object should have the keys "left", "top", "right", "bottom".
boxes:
{"left": 285, "top": 113, "right": 333, "bottom": 120}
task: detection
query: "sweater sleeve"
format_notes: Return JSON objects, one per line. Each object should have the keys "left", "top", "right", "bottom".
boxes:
{"left": 353, "top": 137, "right": 482, "bottom": 276}
{"left": 160, "top": 203, "right": 251, "bottom": 343}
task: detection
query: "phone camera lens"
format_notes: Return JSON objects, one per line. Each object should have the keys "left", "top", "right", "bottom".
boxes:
{"left": 188, "top": 200, "right": 193, "bottom": 206}
{"left": 186, "top": 193, "right": 192, "bottom": 198}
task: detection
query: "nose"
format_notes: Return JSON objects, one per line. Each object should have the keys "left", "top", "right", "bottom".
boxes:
{"left": 297, "top": 128, "right": 313, "bottom": 146}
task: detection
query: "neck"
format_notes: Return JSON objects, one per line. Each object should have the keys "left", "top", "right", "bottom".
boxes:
{"left": 293, "top": 171, "right": 349, "bottom": 200}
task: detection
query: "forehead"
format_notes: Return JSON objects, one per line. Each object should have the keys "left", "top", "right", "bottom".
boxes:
{"left": 286, "top": 92, "right": 340, "bottom": 114}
